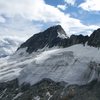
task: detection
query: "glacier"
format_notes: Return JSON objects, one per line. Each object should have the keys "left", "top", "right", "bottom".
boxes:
{"left": 0, "top": 44, "right": 100, "bottom": 86}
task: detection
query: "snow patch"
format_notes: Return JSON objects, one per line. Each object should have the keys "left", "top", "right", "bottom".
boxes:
{"left": 33, "top": 96, "right": 40, "bottom": 100}
{"left": 57, "top": 32, "right": 68, "bottom": 39}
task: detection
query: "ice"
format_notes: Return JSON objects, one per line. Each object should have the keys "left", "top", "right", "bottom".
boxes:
{"left": 0, "top": 44, "right": 100, "bottom": 85}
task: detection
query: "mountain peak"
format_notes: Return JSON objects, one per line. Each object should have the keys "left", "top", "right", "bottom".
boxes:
{"left": 18, "top": 25, "right": 69, "bottom": 53}
{"left": 18, "top": 25, "right": 90, "bottom": 54}
{"left": 44, "top": 25, "right": 68, "bottom": 39}
{"left": 47, "top": 25, "right": 62, "bottom": 30}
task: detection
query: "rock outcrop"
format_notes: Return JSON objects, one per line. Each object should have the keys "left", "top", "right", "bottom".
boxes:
{"left": 18, "top": 25, "right": 89, "bottom": 53}
{"left": 0, "top": 79, "right": 100, "bottom": 100}
{"left": 88, "top": 28, "right": 100, "bottom": 47}
{"left": 18, "top": 25, "right": 69, "bottom": 53}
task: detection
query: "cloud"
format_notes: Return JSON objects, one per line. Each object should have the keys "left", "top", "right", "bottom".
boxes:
{"left": 60, "top": 17, "right": 100, "bottom": 36}
{"left": 64, "top": 0, "right": 76, "bottom": 6}
{"left": 0, "top": 0, "right": 99, "bottom": 37}
{"left": 79, "top": 0, "right": 100, "bottom": 11}
{"left": 0, "top": 36, "right": 24, "bottom": 57}
{"left": 0, "top": 16, "right": 5, "bottom": 23}
{"left": 0, "top": 0, "right": 69, "bottom": 22}
{"left": 57, "top": 4, "right": 67, "bottom": 11}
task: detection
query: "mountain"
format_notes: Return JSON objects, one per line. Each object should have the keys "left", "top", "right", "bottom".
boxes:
{"left": 0, "top": 25, "right": 100, "bottom": 100}
{"left": 18, "top": 25, "right": 68, "bottom": 53}
{"left": 88, "top": 28, "right": 100, "bottom": 47}
{"left": 18, "top": 25, "right": 100, "bottom": 55}
{"left": 18, "top": 25, "right": 89, "bottom": 53}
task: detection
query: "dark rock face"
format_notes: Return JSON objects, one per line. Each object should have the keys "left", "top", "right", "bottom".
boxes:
{"left": 88, "top": 28, "right": 100, "bottom": 47}
{"left": 18, "top": 25, "right": 69, "bottom": 53}
{"left": 18, "top": 25, "right": 100, "bottom": 53}
{"left": 69, "top": 34, "right": 89, "bottom": 46}
{"left": 0, "top": 78, "right": 100, "bottom": 100}
{"left": 0, "top": 79, "right": 64, "bottom": 100}
{"left": 18, "top": 25, "right": 89, "bottom": 53}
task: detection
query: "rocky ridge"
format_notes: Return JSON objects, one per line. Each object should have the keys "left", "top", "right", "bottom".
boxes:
{"left": 18, "top": 25, "right": 89, "bottom": 53}
{"left": 18, "top": 25, "right": 100, "bottom": 54}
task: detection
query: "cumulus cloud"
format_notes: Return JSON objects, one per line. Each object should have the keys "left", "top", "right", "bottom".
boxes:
{"left": 79, "top": 0, "right": 100, "bottom": 11}
{"left": 57, "top": 4, "right": 67, "bottom": 11}
{"left": 64, "top": 0, "right": 76, "bottom": 6}
{"left": 0, "top": 36, "right": 24, "bottom": 57}
{"left": 0, "top": 16, "right": 6, "bottom": 23}
{"left": 0, "top": 0, "right": 69, "bottom": 22}
{"left": 0, "top": 0, "right": 99, "bottom": 37}
{"left": 60, "top": 17, "right": 99, "bottom": 36}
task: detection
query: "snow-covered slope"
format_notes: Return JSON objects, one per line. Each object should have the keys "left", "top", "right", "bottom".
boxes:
{"left": 0, "top": 44, "right": 100, "bottom": 86}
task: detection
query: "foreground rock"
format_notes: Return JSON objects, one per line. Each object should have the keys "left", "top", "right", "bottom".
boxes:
{"left": 0, "top": 79, "right": 64, "bottom": 100}
{"left": 0, "top": 79, "right": 100, "bottom": 100}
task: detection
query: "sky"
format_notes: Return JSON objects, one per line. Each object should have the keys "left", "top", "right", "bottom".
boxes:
{"left": 0, "top": 0, "right": 100, "bottom": 41}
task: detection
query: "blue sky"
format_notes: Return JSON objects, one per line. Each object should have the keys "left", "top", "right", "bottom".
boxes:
{"left": 0, "top": 0, "right": 100, "bottom": 41}
{"left": 45, "top": 0, "right": 100, "bottom": 25}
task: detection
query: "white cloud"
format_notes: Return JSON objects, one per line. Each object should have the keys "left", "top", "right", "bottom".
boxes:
{"left": 0, "top": 16, "right": 5, "bottom": 23}
{"left": 0, "top": 15, "right": 42, "bottom": 39}
{"left": 64, "top": 0, "right": 76, "bottom": 5}
{"left": 60, "top": 17, "right": 100, "bottom": 36}
{"left": 79, "top": 0, "right": 100, "bottom": 11}
{"left": 0, "top": 0, "right": 69, "bottom": 22}
{"left": 0, "top": 36, "right": 24, "bottom": 57}
{"left": 0, "top": 0, "right": 99, "bottom": 38}
{"left": 57, "top": 4, "right": 67, "bottom": 11}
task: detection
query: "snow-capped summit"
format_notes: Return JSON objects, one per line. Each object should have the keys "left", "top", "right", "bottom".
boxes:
{"left": 18, "top": 25, "right": 89, "bottom": 54}
{"left": 18, "top": 25, "right": 69, "bottom": 53}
